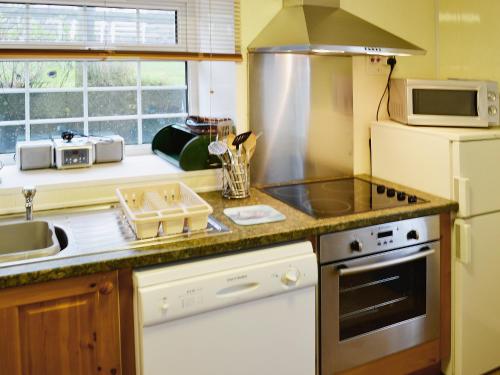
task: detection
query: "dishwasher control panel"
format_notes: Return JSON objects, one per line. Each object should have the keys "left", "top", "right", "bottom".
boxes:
{"left": 134, "top": 242, "right": 318, "bottom": 327}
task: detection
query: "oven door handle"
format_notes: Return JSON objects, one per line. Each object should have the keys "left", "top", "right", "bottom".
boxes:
{"left": 337, "top": 248, "right": 435, "bottom": 276}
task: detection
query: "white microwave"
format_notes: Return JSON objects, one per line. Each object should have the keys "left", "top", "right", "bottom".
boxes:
{"left": 389, "top": 79, "right": 499, "bottom": 127}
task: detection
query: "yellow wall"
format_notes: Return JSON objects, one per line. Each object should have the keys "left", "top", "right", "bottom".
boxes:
{"left": 345, "top": 0, "right": 438, "bottom": 173}
{"left": 237, "top": 0, "right": 439, "bottom": 173}
{"left": 343, "top": 0, "right": 438, "bottom": 80}
{"left": 236, "top": 0, "right": 282, "bottom": 132}
{"left": 439, "top": 0, "right": 500, "bottom": 82}
{"left": 236, "top": 0, "right": 438, "bottom": 134}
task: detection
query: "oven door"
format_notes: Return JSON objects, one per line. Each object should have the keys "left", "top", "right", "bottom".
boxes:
{"left": 407, "top": 80, "right": 489, "bottom": 127}
{"left": 320, "top": 241, "right": 440, "bottom": 374}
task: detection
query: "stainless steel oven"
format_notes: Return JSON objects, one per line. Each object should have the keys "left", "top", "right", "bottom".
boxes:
{"left": 320, "top": 215, "right": 440, "bottom": 374}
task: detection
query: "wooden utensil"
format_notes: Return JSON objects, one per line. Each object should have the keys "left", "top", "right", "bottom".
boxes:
{"left": 242, "top": 133, "right": 257, "bottom": 161}
{"left": 232, "top": 131, "right": 252, "bottom": 152}
{"left": 226, "top": 133, "right": 236, "bottom": 151}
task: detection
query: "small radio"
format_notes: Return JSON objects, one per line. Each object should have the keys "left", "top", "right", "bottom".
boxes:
{"left": 53, "top": 138, "right": 93, "bottom": 170}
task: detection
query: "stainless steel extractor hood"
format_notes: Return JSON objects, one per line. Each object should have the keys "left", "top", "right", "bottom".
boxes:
{"left": 248, "top": 0, "right": 425, "bottom": 56}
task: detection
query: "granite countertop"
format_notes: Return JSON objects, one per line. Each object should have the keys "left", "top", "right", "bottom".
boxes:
{"left": 0, "top": 174, "right": 458, "bottom": 289}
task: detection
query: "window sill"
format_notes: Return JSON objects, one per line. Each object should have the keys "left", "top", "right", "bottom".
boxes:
{"left": 0, "top": 154, "right": 220, "bottom": 215}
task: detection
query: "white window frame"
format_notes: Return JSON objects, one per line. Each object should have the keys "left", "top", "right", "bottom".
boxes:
{"left": 0, "top": 60, "right": 192, "bottom": 164}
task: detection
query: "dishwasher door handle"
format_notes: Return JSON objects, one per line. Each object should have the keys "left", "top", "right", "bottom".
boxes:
{"left": 337, "top": 249, "right": 435, "bottom": 276}
{"left": 216, "top": 282, "right": 260, "bottom": 298}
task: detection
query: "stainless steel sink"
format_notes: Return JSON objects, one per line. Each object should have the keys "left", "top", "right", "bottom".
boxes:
{"left": 0, "top": 204, "right": 229, "bottom": 268}
{"left": 0, "top": 220, "right": 67, "bottom": 263}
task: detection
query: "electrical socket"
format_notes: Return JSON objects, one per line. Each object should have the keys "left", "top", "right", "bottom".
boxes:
{"left": 366, "top": 55, "right": 390, "bottom": 76}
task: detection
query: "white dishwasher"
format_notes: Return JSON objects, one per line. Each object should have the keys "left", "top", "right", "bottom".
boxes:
{"left": 133, "top": 241, "right": 317, "bottom": 375}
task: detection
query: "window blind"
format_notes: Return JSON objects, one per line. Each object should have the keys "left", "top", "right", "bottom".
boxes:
{"left": 0, "top": 0, "right": 241, "bottom": 60}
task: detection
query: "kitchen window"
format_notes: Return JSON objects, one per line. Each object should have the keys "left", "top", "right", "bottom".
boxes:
{"left": 0, "top": 3, "right": 178, "bottom": 47}
{"left": 0, "top": 0, "right": 240, "bottom": 157}
{"left": 0, "top": 1, "right": 240, "bottom": 55}
{"left": 0, "top": 60, "right": 188, "bottom": 154}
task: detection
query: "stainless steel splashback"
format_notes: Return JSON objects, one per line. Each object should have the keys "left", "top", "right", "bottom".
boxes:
{"left": 249, "top": 54, "right": 353, "bottom": 185}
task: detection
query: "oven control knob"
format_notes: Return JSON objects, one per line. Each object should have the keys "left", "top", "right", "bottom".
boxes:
{"left": 386, "top": 188, "right": 396, "bottom": 197}
{"left": 282, "top": 268, "right": 301, "bottom": 286}
{"left": 350, "top": 240, "right": 363, "bottom": 252}
{"left": 397, "top": 191, "right": 406, "bottom": 201}
{"left": 408, "top": 195, "right": 418, "bottom": 203}
{"left": 407, "top": 230, "right": 419, "bottom": 240}
{"left": 488, "top": 105, "right": 498, "bottom": 116}
{"left": 488, "top": 91, "right": 497, "bottom": 102}
{"left": 376, "top": 185, "right": 386, "bottom": 194}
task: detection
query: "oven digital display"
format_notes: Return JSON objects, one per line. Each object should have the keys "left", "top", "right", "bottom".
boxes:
{"left": 377, "top": 230, "right": 393, "bottom": 239}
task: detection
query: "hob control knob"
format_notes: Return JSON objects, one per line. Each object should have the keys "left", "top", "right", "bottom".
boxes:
{"left": 407, "top": 230, "right": 419, "bottom": 240}
{"left": 408, "top": 195, "right": 418, "bottom": 203}
{"left": 282, "top": 268, "right": 301, "bottom": 286}
{"left": 387, "top": 188, "right": 396, "bottom": 197}
{"left": 376, "top": 185, "right": 386, "bottom": 194}
{"left": 350, "top": 240, "right": 363, "bottom": 252}
{"left": 397, "top": 191, "right": 406, "bottom": 201}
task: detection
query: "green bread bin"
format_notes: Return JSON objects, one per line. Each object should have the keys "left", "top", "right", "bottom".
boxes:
{"left": 152, "top": 124, "right": 221, "bottom": 171}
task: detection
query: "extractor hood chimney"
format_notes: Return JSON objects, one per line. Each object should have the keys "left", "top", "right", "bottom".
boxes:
{"left": 248, "top": 0, "right": 425, "bottom": 56}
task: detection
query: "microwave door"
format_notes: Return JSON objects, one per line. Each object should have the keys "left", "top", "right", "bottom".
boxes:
{"left": 407, "top": 83, "right": 489, "bottom": 127}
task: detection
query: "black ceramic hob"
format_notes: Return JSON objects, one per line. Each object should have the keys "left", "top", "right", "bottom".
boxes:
{"left": 262, "top": 177, "right": 425, "bottom": 219}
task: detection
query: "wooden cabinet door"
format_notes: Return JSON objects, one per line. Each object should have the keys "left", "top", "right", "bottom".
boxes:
{"left": 0, "top": 272, "right": 121, "bottom": 375}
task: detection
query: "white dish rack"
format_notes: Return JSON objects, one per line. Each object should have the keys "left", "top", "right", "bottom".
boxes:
{"left": 116, "top": 181, "right": 213, "bottom": 239}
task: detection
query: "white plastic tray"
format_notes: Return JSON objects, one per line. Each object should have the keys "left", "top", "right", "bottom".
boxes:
{"left": 116, "top": 181, "right": 213, "bottom": 239}
{"left": 223, "top": 205, "right": 286, "bottom": 226}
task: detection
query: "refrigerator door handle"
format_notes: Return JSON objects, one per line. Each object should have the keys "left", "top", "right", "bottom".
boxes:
{"left": 455, "top": 219, "right": 472, "bottom": 264}
{"left": 453, "top": 176, "right": 470, "bottom": 217}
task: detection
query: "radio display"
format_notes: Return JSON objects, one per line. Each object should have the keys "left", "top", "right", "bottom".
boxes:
{"left": 377, "top": 230, "right": 393, "bottom": 238}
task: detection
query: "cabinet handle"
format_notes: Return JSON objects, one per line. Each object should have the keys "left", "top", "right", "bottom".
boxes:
{"left": 99, "top": 281, "right": 114, "bottom": 295}
{"left": 455, "top": 219, "right": 472, "bottom": 264}
{"left": 453, "top": 176, "right": 470, "bottom": 217}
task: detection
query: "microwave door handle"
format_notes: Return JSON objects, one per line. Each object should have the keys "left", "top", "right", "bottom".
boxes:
{"left": 337, "top": 248, "right": 435, "bottom": 276}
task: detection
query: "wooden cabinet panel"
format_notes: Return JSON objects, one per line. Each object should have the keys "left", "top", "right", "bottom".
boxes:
{"left": 18, "top": 294, "right": 97, "bottom": 374}
{"left": 440, "top": 212, "right": 452, "bottom": 362}
{"left": 0, "top": 272, "right": 121, "bottom": 375}
{"left": 0, "top": 307, "right": 22, "bottom": 374}
{"left": 339, "top": 339, "right": 440, "bottom": 375}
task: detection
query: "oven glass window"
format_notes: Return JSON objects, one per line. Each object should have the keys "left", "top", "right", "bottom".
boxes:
{"left": 412, "top": 89, "right": 478, "bottom": 116}
{"left": 339, "top": 257, "right": 426, "bottom": 340}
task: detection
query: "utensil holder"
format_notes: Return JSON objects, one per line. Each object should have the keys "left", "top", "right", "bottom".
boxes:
{"left": 222, "top": 158, "right": 250, "bottom": 199}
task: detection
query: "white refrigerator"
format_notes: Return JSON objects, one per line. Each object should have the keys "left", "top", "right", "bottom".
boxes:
{"left": 371, "top": 120, "right": 500, "bottom": 375}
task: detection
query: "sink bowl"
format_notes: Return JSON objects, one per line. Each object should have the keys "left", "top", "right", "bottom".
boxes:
{"left": 0, "top": 220, "right": 67, "bottom": 263}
